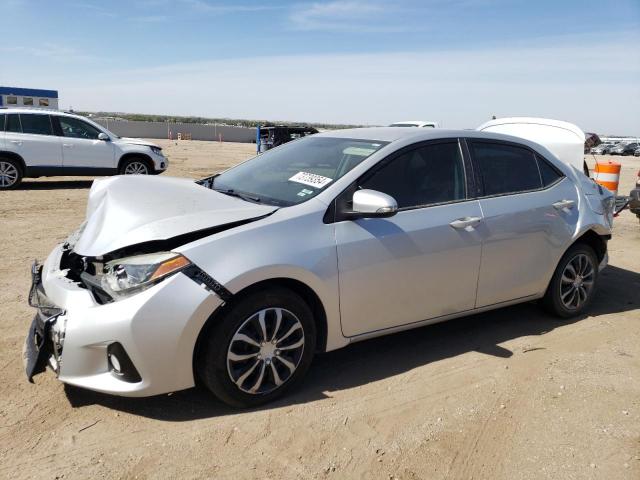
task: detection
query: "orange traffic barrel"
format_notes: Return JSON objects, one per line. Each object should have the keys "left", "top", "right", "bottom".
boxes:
{"left": 594, "top": 161, "right": 621, "bottom": 195}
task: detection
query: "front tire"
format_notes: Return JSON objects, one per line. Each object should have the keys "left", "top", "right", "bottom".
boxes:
{"left": 0, "top": 158, "right": 23, "bottom": 189}
{"left": 119, "top": 157, "right": 151, "bottom": 175}
{"left": 197, "top": 288, "right": 316, "bottom": 408}
{"left": 543, "top": 243, "right": 599, "bottom": 318}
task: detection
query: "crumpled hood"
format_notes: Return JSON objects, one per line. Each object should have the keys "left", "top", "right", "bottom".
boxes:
{"left": 115, "top": 137, "right": 160, "bottom": 148}
{"left": 73, "top": 175, "right": 277, "bottom": 257}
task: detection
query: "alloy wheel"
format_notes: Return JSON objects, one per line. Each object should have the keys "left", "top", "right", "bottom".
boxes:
{"left": 227, "top": 307, "right": 305, "bottom": 395}
{"left": 559, "top": 253, "right": 595, "bottom": 310}
{"left": 123, "top": 161, "right": 149, "bottom": 175}
{"left": 0, "top": 161, "right": 19, "bottom": 188}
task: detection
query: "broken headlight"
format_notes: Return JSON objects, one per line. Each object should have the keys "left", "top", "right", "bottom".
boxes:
{"left": 101, "top": 252, "right": 191, "bottom": 299}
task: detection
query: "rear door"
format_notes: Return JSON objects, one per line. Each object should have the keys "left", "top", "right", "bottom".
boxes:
{"left": 468, "top": 139, "right": 579, "bottom": 307}
{"left": 335, "top": 139, "right": 484, "bottom": 337}
{"left": 54, "top": 116, "right": 115, "bottom": 170}
{"left": 6, "top": 113, "right": 62, "bottom": 169}
{"left": 0, "top": 113, "right": 5, "bottom": 149}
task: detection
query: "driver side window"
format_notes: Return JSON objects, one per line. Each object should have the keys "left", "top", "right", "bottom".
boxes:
{"left": 58, "top": 117, "right": 101, "bottom": 140}
{"left": 360, "top": 141, "right": 466, "bottom": 209}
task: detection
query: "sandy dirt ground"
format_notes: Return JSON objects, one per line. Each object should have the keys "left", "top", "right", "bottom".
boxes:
{"left": 0, "top": 140, "right": 639, "bottom": 480}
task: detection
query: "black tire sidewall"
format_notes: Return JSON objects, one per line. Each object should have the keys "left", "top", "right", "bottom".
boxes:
{"left": 544, "top": 244, "right": 598, "bottom": 318}
{"left": 0, "top": 158, "right": 23, "bottom": 190}
{"left": 198, "top": 288, "right": 316, "bottom": 408}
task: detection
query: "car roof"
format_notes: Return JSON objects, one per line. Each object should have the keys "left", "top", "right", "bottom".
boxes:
{"left": 389, "top": 120, "right": 438, "bottom": 125}
{"left": 316, "top": 127, "right": 521, "bottom": 143}
{"left": 0, "top": 108, "right": 80, "bottom": 118}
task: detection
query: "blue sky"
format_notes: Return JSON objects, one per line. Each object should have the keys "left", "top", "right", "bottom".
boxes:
{"left": 2, "top": 0, "right": 639, "bottom": 133}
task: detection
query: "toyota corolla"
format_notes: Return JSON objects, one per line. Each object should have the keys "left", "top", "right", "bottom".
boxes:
{"left": 25, "top": 128, "right": 614, "bottom": 407}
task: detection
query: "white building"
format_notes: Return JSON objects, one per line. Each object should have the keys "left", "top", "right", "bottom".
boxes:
{"left": 0, "top": 86, "right": 59, "bottom": 109}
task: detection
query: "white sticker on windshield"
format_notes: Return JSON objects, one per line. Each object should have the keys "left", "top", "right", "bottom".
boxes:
{"left": 343, "top": 146, "right": 376, "bottom": 156}
{"left": 289, "top": 171, "right": 333, "bottom": 189}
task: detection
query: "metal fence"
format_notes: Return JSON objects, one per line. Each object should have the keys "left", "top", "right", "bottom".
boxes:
{"left": 93, "top": 119, "right": 257, "bottom": 143}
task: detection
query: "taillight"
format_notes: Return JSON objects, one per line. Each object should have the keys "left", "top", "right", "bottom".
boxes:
{"left": 636, "top": 170, "right": 640, "bottom": 185}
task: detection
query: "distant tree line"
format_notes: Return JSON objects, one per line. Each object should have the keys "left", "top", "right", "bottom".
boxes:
{"left": 78, "top": 111, "right": 366, "bottom": 130}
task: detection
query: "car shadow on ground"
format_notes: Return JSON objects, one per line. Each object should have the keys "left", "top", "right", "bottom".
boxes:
{"left": 64, "top": 265, "right": 640, "bottom": 420}
{"left": 17, "top": 180, "right": 94, "bottom": 190}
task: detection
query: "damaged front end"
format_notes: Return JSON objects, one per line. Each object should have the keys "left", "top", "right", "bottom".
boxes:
{"left": 24, "top": 262, "right": 65, "bottom": 382}
{"left": 24, "top": 174, "right": 275, "bottom": 386}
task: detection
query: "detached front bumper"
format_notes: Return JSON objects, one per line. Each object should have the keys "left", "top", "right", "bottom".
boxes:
{"left": 24, "top": 262, "right": 65, "bottom": 382}
{"left": 24, "top": 244, "right": 224, "bottom": 397}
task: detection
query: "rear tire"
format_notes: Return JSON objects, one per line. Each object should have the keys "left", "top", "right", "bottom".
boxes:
{"left": 543, "top": 243, "right": 599, "bottom": 318}
{"left": 197, "top": 288, "right": 316, "bottom": 408}
{"left": 119, "top": 157, "right": 151, "bottom": 175}
{"left": 0, "top": 158, "right": 23, "bottom": 189}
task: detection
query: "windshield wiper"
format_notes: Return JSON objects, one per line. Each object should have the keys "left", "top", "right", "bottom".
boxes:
{"left": 213, "top": 188, "right": 261, "bottom": 203}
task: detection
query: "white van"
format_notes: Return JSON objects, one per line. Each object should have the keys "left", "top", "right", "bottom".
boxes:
{"left": 477, "top": 117, "right": 589, "bottom": 176}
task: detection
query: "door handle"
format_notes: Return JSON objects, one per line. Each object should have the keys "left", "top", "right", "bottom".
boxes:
{"left": 552, "top": 199, "right": 575, "bottom": 210}
{"left": 449, "top": 216, "right": 482, "bottom": 230}
{"left": 63, "top": 144, "right": 73, "bottom": 148}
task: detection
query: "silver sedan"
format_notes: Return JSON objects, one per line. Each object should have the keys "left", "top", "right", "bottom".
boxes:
{"left": 25, "top": 128, "right": 615, "bottom": 407}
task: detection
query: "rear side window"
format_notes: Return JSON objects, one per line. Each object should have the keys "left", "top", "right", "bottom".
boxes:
{"left": 0, "top": 114, "right": 5, "bottom": 131}
{"left": 20, "top": 114, "right": 53, "bottom": 135}
{"left": 361, "top": 141, "right": 466, "bottom": 208}
{"left": 537, "top": 156, "right": 563, "bottom": 187}
{"left": 472, "top": 142, "right": 541, "bottom": 196}
{"left": 6, "top": 114, "right": 21, "bottom": 133}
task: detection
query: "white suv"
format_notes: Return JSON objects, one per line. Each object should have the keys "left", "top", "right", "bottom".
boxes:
{"left": 0, "top": 109, "right": 167, "bottom": 189}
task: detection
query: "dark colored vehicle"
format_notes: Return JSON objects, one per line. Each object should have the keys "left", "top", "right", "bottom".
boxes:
{"left": 610, "top": 142, "right": 639, "bottom": 156}
{"left": 256, "top": 125, "right": 318, "bottom": 153}
{"left": 629, "top": 169, "right": 640, "bottom": 222}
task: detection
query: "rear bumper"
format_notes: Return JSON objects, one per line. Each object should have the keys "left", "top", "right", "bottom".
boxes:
{"left": 25, "top": 244, "right": 224, "bottom": 397}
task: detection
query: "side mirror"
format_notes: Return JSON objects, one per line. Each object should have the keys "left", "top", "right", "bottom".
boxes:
{"left": 349, "top": 189, "right": 398, "bottom": 219}
{"left": 98, "top": 133, "right": 110, "bottom": 141}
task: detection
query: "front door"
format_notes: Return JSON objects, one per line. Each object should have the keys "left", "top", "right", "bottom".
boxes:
{"left": 335, "top": 140, "right": 483, "bottom": 337}
{"left": 55, "top": 116, "right": 115, "bottom": 170}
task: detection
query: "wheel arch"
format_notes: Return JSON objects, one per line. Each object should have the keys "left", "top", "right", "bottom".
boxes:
{"left": 118, "top": 153, "right": 153, "bottom": 173}
{"left": 572, "top": 228, "right": 608, "bottom": 263}
{"left": 192, "top": 277, "right": 329, "bottom": 381}
{"left": 543, "top": 228, "right": 609, "bottom": 297}
{"left": 0, "top": 151, "right": 27, "bottom": 175}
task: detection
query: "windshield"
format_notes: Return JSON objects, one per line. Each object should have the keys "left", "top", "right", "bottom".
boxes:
{"left": 211, "top": 136, "right": 387, "bottom": 206}
{"left": 85, "top": 117, "right": 120, "bottom": 139}
{"left": 389, "top": 123, "right": 419, "bottom": 127}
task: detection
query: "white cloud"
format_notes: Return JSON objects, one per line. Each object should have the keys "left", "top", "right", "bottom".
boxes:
{"left": 289, "top": 1, "right": 407, "bottom": 32}
{"left": 179, "top": 0, "right": 281, "bottom": 14}
{"left": 0, "top": 43, "right": 95, "bottom": 62}
{"left": 130, "top": 15, "right": 170, "bottom": 23}
{"left": 4, "top": 33, "right": 638, "bottom": 134}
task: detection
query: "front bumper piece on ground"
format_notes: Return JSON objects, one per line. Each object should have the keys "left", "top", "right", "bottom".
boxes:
{"left": 24, "top": 262, "right": 65, "bottom": 382}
